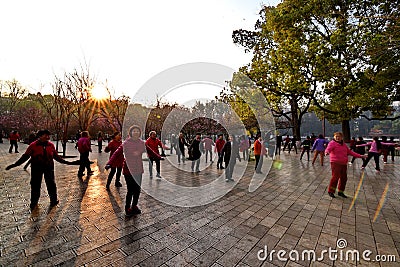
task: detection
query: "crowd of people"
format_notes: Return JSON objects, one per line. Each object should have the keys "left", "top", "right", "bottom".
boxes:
{"left": 277, "top": 132, "right": 399, "bottom": 198}
{"left": 2, "top": 127, "right": 399, "bottom": 215}
{"left": 2, "top": 128, "right": 266, "bottom": 215}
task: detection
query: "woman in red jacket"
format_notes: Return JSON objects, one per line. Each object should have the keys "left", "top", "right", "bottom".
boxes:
{"left": 77, "top": 131, "right": 93, "bottom": 178}
{"left": 8, "top": 130, "right": 20, "bottom": 153}
{"left": 254, "top": 135, "right": 264, "bottom": 174}
{"left": 215, "top": 134, "right": 226, "bottom": 169}
{"left": 145, "top": 131, "right": 168, "bottom": 179}
{"left": 6, "top": 130, "right": 79, "bottom": 210}
{"left": 104, "top": 132, "right": 123, "bottom": 189}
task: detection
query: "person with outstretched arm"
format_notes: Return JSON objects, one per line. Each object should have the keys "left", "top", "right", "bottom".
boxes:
{"left": 325, "top": 132, "right": 367, "bottom": 198}
{"left": 5, "top": 130, "right": 79, "bottom": 210}
{"left": 356, "top": 136, "right": 398, "bottom": 172}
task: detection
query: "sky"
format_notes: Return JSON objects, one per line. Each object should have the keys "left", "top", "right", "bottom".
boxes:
{"left": 0, "top": 0, "right": 280, "bottom": 101}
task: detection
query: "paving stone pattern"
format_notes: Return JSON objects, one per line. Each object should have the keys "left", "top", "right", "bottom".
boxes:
{"left": 0, "top": 142, "right": 400, "bottom": 266}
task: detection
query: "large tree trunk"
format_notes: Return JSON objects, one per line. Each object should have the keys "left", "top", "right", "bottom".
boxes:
{"left": 290, "top": 98, "right": 301, "bottom": 140}
{"left": 342, "top": 120, "right": 350, "bottom": 142}
{"left": 293, "top": 120, "right": 301, "bottom": 141}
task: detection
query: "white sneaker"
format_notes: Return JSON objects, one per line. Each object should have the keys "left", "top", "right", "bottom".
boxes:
{"left": 348, "top": 162, "right": 352, "bottom": 165}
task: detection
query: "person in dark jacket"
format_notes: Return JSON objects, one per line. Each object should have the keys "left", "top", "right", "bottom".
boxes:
{"left": 388, "top": 137, "right": 396, "bottom": 162}
{"left": 350, "top": 137, "right": 366, "bottom": 165}
{"left": 300, "top": 136, "right": 312, "bottom": 161}
{"left": 221, "top": 135, "right": 239, "bottom": 182}
{"left": 275, "top": 134, "right": 282, "bottom": 155}
{"left": 283, "top": 135, "right": 291, "bottom": 152}
{"left": 97, "top": 132, "right": 103, "bottom": 153}
{"left": 188, "top": 133, "right": 202, "bottom": 172}
{"left": 5, "top": 130, "right": 79, "bottom": 210}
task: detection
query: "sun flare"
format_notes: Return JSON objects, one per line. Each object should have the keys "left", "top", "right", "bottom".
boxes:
{"left": 90, "top": 86, "right": 109, "bottom": 101}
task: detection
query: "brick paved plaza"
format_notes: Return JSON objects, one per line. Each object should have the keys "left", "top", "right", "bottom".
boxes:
{"left": 1, "top": 141, "right": 400, "bottom": 266}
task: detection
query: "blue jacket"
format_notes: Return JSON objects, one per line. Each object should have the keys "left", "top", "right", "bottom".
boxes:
{"left": 312, "top": 138, "right": 329, "bottom": 151}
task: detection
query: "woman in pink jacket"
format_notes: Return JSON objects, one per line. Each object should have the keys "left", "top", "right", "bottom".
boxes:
{"left": 325, "top": 132, "right": 366, "bottom": 198}
{"left": 106, "top": 125, "right": 146, "bottom": 216}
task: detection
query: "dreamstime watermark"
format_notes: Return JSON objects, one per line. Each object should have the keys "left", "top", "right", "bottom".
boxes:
{"left": 257, "top": 238, "right": 397, "bottom": 263}
{"left": 123, "top": 62, "right": 276, "bottom": 207}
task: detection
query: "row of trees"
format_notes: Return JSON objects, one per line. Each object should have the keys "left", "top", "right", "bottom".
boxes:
{"left": 123, "top": 100, "right": 246, "bottom": 141}
{"left": 0, "top": 65, "right": 129, "bottom": 155}
{"left": 300, "top": 108, "right": 400, "bottom": 138}
{"left": 1, "top": 73, "right": 247, "bottom": 155}
{"left": 230, "top": 0, "right": 400, "bottom": 141}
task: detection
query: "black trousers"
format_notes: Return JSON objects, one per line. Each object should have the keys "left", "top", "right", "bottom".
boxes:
{"left": 275, "top": 144, "right": 281, "bottom": 155}
{"left": 9, "top": 140, "right": 18, "bottom": 153}
{"left": 300, "top": 148, "right": 310, "bottom": 160}
{"left": 255, "top": 155, "right": 263, "bottom": 173}
{"left": 98, "top": 141, "right": 102, "bottom": 153}
{"left": 351, "top": 155, "right": 365, "bottom": 164}
{"left": 78, "top": 152, "right": 91, "bottom": 175}
{"left": 107, "top": 167, "right": 122, "bottom": 185}
{"left": 30, "top": 167, "right": 57, "bottom": 205}
{"left": 217, "top": 152, "right": 224, "bottom": 168}
{"left": 389, "top": 148, "right": 395, "bottom": 161}
{"left": 124, "top": 174, "right": 142, "bottom": 209}
{"left": 363, "top": 152, "right": 381, "bottom": 170}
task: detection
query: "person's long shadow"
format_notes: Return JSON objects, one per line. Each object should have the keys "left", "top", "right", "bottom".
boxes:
{"left": 107, "top": 189, "right": 123, "bottom": 217}
{"left": 55, "top": 163, "right": 96, "bottom": 266}
{"left": 9, "top": 162, "right": 91, "bottom": 266}
{"left": 104, "top": 180, "right": 145, "bottom": 266}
